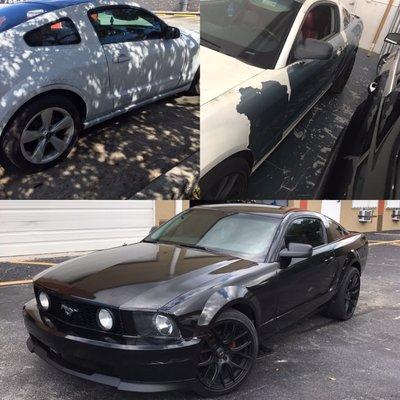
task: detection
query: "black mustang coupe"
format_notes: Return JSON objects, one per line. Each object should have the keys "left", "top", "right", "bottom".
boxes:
{"left": 23, "top": 204, "right": 368, "bottom": 396}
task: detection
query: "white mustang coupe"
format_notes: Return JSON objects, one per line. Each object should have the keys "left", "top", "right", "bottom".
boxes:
{"left": 0, "top": 0, "right": 199, "bottom": 172}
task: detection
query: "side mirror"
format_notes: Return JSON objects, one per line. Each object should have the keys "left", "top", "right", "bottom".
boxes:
{"left": 384, "top": 32, "right": 400, "bottom": 45}
{"left": 294, "top": 38, "right": 334, "bottom": 61}
{"left": 279, "top": 243, "right": 313, "bottom": 262}
{"left": 165, "top": 26, "right": 180, "bottom": 40}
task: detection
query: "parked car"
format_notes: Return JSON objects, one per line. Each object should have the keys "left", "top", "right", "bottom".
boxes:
{"left": 200, "top": 0, "right": 363, "bottom": 199}
{"left": 23, "top": 204, "right": 368, "bottom": 396}
{"left": 320, "top": 32, "right": 400, "bottom": 199}
{"left": 0, "top": 0, "right": 199, "bottom": 172}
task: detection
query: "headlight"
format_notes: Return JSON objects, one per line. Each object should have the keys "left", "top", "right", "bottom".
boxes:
{"left": 133, "top": 312, "right": 180, "bottom": 338}
{"left": 38, "top": 291, "right": 50, "bottom": 310}
{"left": 97, "top": 308, "right": 114, "bottom": 331}
{"left": 154, "top": 314, "right": 174, "bottom": 336}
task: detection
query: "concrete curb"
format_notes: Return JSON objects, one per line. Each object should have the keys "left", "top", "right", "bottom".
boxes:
{"left": 155, "top": 11, "right": 200, "bottom": 16}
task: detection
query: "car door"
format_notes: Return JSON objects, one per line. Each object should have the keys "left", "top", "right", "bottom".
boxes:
{"left": 88, "top": 6, "right": 186, "bottom": 109}
{"left": 276, "top": 217, "right": 335, "bottom": 329}
{"left": 285, "top": 3, "right": 346, "bottom": 124}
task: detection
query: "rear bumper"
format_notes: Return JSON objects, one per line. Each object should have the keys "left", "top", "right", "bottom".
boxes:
{"left": 23, "top": 299, "right": 201, "bottom": 393}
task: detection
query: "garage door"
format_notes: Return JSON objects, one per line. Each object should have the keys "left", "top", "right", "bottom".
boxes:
{"left": 0, "top": 201, "right": 155, "bottom": 257}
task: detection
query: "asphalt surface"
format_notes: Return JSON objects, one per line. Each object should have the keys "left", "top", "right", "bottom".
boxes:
{"left": 247, "top": 49, "right": 380, "bottom": 199}
{"left": 1, "top": 240, "right": 399, "bottom": 400}
{"left": 0, "top": 16, "right": 199, "bottom": 200}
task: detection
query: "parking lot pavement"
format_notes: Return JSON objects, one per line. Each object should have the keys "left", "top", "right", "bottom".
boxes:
{"left": 247, "top": 49, "right": 379, "bottom": 199}
{"left": 0, "top": 15, "right": 199, "bottom": 200}
{"left": 1, "top": 242, "right": 399, "bottom": 400}
{"left": 162, "top": 15, "right": 200, "bottom": 33}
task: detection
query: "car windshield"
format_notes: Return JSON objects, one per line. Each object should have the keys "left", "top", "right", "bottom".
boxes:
{"left": 145, "top": 209, "right": 281, "bottom": 262}
{"left": 0, "top": 3, "right": 56, "bottom": 33}
{"left": 201, "top": 0, "right": 302, "bottom": 69}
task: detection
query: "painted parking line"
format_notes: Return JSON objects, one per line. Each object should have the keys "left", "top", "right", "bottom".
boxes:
{"left": 369, "top": 239, "right": 400, "bottom": 246}
{"left": 4, "top": 260, "right": 54, "bottom": 267}
{"left": 0, "top": 279, "right": 32, "bottom": 287}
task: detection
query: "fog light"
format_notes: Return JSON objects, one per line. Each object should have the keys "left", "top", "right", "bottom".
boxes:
{"left": 97, "top": 308, "right": 113, "bottom": 331}
{"left": 38, "top": 291, "right": 50, "bottom": 310}
{"left": 154, "top": 314, "right": 174, "bottom": 336}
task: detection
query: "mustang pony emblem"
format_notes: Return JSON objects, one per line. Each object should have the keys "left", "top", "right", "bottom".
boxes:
{"left": 61, "top": 304, "right": 78, "bottom": 316}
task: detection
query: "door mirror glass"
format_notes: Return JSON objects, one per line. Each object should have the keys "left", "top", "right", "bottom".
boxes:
{"left": 165, "top": 26, "right": 180, "bottom": 39}
{"left": 279, "top": 242, "right": 313, "bottom": 263}
{"left": 294, "top": 38, "right": 333, "bottom": 61}
{"left": 384, "top": 32, "right": 400, "bottom": 45}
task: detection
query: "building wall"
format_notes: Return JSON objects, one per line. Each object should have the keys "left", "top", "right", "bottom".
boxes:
{"left": 290, "top": 200, "right": 400, "bottom": 233}
{"left": 154, "top": 200, "right": 189, "bottom": 226}
{"left": 382, "top": 200, "right": 400, "bottom": 231}
{"left": 339, "top": 202, "right": 379, "bottom": 232}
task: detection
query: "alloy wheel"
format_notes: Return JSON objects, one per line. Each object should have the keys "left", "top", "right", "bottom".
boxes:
{"left": 344, "top": 272, "right": 360, "bottom": 316}
{"left": 197, "top": 319, "right": 255, "bottom": 391}
{"left": 20, "top": 107, "right": 75, "bottom": 164}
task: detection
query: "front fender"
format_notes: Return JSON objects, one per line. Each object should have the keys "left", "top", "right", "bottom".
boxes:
{"left": 197, "top": 286, "right": 260, "bottom": 327}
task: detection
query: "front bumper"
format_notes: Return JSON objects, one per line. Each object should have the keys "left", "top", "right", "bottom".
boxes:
{"left": 23, "top": 299, "right": 201, "bottom": 393}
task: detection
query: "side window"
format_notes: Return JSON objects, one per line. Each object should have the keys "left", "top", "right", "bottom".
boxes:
{"left": 285, "top": 218, "right": 325, "bottom": 248}
{"left": 289, "top": 4, "right": 339, "bottom": 63}
{"left": 298, "top": 4, "right": 340, "bottom": 43}
{"left": 24, "top": 18, "right": 81, "bottom": 47}
{"left": 326, "top": 218, "right": 347, "bottom": 242}
{"left": 88, "top": 7, "right": 164, "bottom": 45}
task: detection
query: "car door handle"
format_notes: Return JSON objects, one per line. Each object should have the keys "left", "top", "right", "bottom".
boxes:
{"left": 114, "top": 54, "right": 130, "bottom": 63}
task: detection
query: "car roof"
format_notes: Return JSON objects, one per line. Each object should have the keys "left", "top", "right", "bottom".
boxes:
{"left": 193, "top": 203, "right": 310, "bottom": 218}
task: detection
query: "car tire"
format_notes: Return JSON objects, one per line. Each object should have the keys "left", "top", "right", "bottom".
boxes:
{"left": 330, "top": 54, "right": 356, "bottom": 94}
{"left": 187, "top": 69, "right": 200, "bottom": 95}
{"left": 324, "top": 266, "right": 361, "bottom": 321}
{"left": 200, "top": 157, "right": 251, "bottom": 200}
{"left": 194, "top": 309, "right": 258, "bottom": 397}
{"left": 0, "top": 95, "right": 81, "bottom": 173}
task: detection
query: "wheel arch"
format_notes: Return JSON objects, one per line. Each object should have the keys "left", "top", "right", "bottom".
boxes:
{"left": 1, "top": 88, "right": 87, "bottom": 137}
{"left": 197, "top": 286, "right": 261, "bottom": 329}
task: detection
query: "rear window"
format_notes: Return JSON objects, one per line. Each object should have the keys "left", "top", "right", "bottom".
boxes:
{"left": 0, "top": 3, "right": 56, "bottom": 33}
{"left": 24, "top": 18, "right": 81, "bottom": 46}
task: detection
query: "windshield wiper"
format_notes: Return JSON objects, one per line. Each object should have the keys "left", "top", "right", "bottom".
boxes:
{"left": 156, "top": 239, "right": 210, "bottom": 252}
{"left": 142, "top": 238, "right": 158, "bottom": 244}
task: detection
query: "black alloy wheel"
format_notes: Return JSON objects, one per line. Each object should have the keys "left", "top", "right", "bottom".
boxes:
{"left": 324, "top": 266, "right": 361, "bottom": 321}
{"left": 344, "top": 271, "right": 361, "bottom": 317}
{"left": 195, "top": 310, "right": 257, "bottom": 396}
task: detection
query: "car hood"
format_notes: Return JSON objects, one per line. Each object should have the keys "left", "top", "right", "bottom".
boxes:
{"left": 34, "top": 242, "right": 258, "bottom": 310}
{"left": 201, "top": 45, "right": 264, "bottom": 105}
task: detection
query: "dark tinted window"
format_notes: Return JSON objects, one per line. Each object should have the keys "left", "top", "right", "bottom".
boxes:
{"left": 326, "top": 218, "right": 347, "bottom": 242}
{"left": 0, "top": 3, "right": 56, "bottom": 33}
{"left": 285, "top": 218, "right": 325, "bottom": 248}
{"left": 88, "top": 7, "right": 164, "bottom": 44}
{"left": 201, "top": 0, "right": 301, "bottom": 69}
{"left": 24, "top": 18, "right": 81, "bottom": 46}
